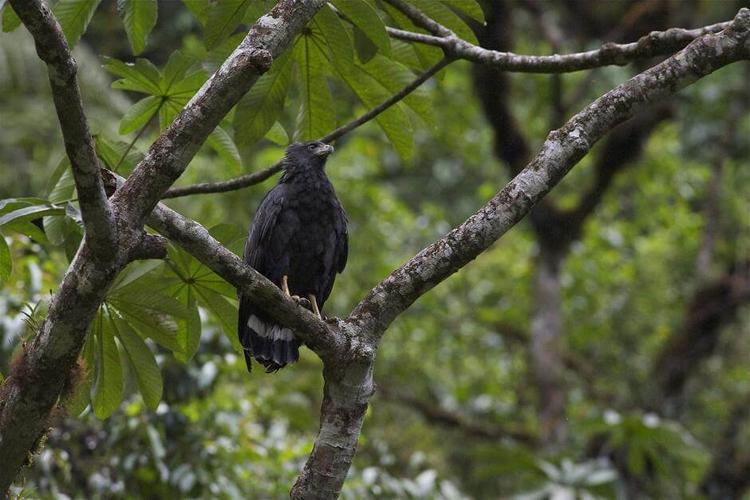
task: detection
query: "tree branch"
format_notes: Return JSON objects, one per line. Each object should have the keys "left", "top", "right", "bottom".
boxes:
{"left": 378, "top": 386, "right": 538, "bottom": 445}
{"left": 8, "top": 0, "right": 115, "bottom": 258}
{"left": 0, "top": 1, "right": 326, "bottom": 492}
{"left": 163, "top": 56, "right": 452, "bottom": 199}
{"left": 384, "top": 0, "right": 733, "bottom": 73}
{"left": 348, "top": 8, "right": 750, "bottom": 342}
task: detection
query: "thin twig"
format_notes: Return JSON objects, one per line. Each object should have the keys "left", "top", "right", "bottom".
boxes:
{"left": 163, "top": 57, "right": 452, "bottom": 199}
{"left": 384, "top": 0, "right": 733, "bottom": 73}
{"left": 9, "top": 0, "right": 115, "bottom": 258}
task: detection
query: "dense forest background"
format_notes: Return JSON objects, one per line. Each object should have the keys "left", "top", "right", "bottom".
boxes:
{"left": 1, "top": 0, "right": 749, "bottom": 498}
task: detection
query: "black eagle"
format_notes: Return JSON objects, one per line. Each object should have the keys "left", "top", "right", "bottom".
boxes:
{"left": 238, "top": 141, "right": 348, "bottom": 372}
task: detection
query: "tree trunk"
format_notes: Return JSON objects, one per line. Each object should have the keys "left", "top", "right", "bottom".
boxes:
{"left": 529, "top": 246, "right": 567, "bottom": 447}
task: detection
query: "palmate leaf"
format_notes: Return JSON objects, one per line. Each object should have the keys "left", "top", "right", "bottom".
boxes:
{"left": 53, "top": 0, "right": 103, "bottom": 47}
{"left": 0, "top": 231, "right": 11, "bottom": 285}
{"left": 0, "top": 199, "right": 60, "bottom": 244}
{"left": 117, "top": 0, "right": 157, "bottom": 55}
{"left": 410, "top": 0, "right": 478, "bottom": 44}
{"left": 311, "top": 5, "right": 353, "bottom": 69}
{"left": 1, "top": 2, "right": 21, "bottom": 32}
{"left": 95, "top": 135, "right": 143, "bottom": 174}
{"left": 359, "top": 55, "right": 435, "bottom": 125}
{"left": 342, "top": 66, "right": 414, "bottom": 159}
{"left": 204, "top": 0, "right": 252, "bottom": 50}
{"left": 92, "top": 310, "right": 124, "bottom": 419}
{"left": 330, "top": 0, "right": 390, "bottom": 57}
{"left": 294, "top": 34, "right": 335, "bottom": 142}
{"left": 381, "top": 2, "right": 442, "bottom": 70}
{"left": 234, "top": 51, "right": 293, "bottom": 147}
{"left": 308, "top": 5, "right": 413, "bottom": 157}
{"left": 114, "top": 317, "right": 162, "bottom": 410}
{"left": 0, "top": 204, "right": 65, "bottom": 227}
{"left": 104, "top": 57, "right": 162, "bottom": 95}
{"left": 207, "top": 126, "right": 242, "bottom": 172}
{"left": 119, "top": 95, "right": 162, "bottom": 135}
{"left": 65, "top": 332, "right": 95, "bottom": 416}
{"left": 441, "top": 0, "right": 485, "bottom": 23}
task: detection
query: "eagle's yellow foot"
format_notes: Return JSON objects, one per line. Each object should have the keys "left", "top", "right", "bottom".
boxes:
{"left": 309, "top": 294, "right": 322, "bottom": 319}
{"left": 282, "top": 275, "right": 291, "bottom": 296}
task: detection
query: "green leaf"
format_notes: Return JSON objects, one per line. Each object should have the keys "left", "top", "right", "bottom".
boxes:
{"left": 105, "top": 57, "right": 162, "bottom": 96}
{"left": 330, "top": 0, "right": 390, "bottom": 56}
{"left": 158, "top": 99, "right": 184, "bottom": 131}
{"left": 44, "top": 209, "right": 80, "bottom": 247}
{"left": 381, "top": 3, "right": 442, "bottom": 69}
{"left": 114, "top": 318, "right": 162, "bottom": 410}
{"left": 48, "top": 163, "right": 76, "bottom": 204}
{"left": 234, "top": 51, "right": 293, "bottom": 146}
{"left": 1, "top": 2, "right": 21, "bottom": 32}
{"left": 4, "top": 220, "right": 47, "bottom": 243}
{"left": 207, "top": 126, "right": 242, "bottom": 171}
{"left": 92, "top": 311, "right": 124, "bottom": 419}
{"left": 65, "top": 333, "right": 95, "bottom": 416}
{"left": 161, "top": 50, "right": 200, "bottom": 92}
{"left": 53, "top": 0, "right": 104, "bottom": 47}
{"left": 353, "top": 26, "right": 378, "bottom": 64}
{"left": 95, "top": 135, "right": 143, "bottom": 173}
{"left": 183, "top": 0, "right": 209, "bottom": 25}
{"left": 175, "top": 288, "right": 201, "bottom": 363}
{"left": 0, "top": 205, "right": 65, "bottom": 227}
{"left": 117, "top": 0, "right": 158, "bottom": 55}
{"left": 339, "top": 64, "right": 414, "bottom": 159}
{"left": 119, "top": 95, "right": 162, "bottom": 135}
{"left": 112, "top": 260, "right": 164, "bottom": 290}
{"left": 410, "top": 0, "right": 478, "bottom": 44}
{"left": 0, "top": 232, "right": 11, "bottom": 285}
{"left": 193, "top": 285, "right": 240, "bottom": 350}
{"left": 265, "top": 121, "right": 289, "bottom": 146}
{"left": 204, "top": 0, "right": 251, "bottom": 50}
{"left": 294, "top": 35, "right": 335, "bottom": 142}
{"left": 310, "top": 4, "right": 354, "bottom": 69}
{"left": 441, "top": 0, "right": 485, "bottom": 23}
{"left": 360, "top": 55, "right": 435, "bottom": 125}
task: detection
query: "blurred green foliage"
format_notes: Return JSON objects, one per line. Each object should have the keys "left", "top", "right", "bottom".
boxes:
{"left": 1, "top": 0, "right": 749, "bottom": 498}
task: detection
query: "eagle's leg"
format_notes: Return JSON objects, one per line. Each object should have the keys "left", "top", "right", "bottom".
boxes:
{"left": 282, "top": 275, "right": 291, "bottom": 296}
{"left": 309, "top": 294, "right": 322, "bottom": 319}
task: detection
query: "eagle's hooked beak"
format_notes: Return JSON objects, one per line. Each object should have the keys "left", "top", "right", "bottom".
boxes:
{"left": 316, "top": 143, "right": 334, "bottom": 158}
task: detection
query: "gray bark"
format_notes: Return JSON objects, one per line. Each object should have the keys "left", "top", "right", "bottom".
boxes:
{"left": 0, "top": 2, "right": 749, "bottom": 498}
{"left": 0, "top": 0, "right": 326, "bottom": 492}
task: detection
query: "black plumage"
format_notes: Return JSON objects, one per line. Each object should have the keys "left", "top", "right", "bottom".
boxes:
{"left": 238, "top": 141, "right": 348, "bottom": 372}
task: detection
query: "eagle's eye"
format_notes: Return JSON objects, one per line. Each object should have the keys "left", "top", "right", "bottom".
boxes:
{"left": 307, "top": 144, "right": 317, "bottom": 151}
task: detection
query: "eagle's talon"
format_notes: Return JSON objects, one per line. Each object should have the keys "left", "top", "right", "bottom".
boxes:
{"left": 309, "top": 294, "right": 322, "bottom": 319}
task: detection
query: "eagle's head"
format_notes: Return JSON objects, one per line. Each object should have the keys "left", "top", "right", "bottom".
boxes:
{"left": 284, "top": 141, "right": 334, "bottom": 171}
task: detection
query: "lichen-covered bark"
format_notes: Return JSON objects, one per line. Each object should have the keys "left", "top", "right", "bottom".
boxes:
{"left": 291, "top": 359, "right": 375, "bottom": 499}
{"left": 0, "top": 1, "right": 326, "bottom": 493}
{"left": 529, "top": 247, "right": 566, "bottom": 446}
{"left": 351, "top": 7, "right": 750, "bottom": 345}
{"left": 8, "top": 0, "right": 115, "bottom": 258}
{"left": 384, "top": 0, "right": 731, "bottom": 73}
{"left": 1, "top": 2, "right": 749, "bottom": 497}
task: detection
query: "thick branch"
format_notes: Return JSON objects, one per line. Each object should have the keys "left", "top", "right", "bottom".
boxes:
{"left": 147, "top": 204, "right": 341, "bottom": 358}
{"left": 163, "top": 56, "right": 452, "bottom": 199}
{"left": 0, "top": 1, "right": 326, "bottom": 492}
{"left": 9, "top": 0, "right": 115, "bottom": 258}
{"left": 112, "top": 1, "right": 324, "bottom": 226}
{"left": 384, "top": 0, "right": 733, "bottom": 73}
{"left": 349, "top": 9, "right": 750, "bottom": 342}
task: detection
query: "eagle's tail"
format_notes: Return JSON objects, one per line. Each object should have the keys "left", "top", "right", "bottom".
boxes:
{"left": 239, "top": 312, "right": 300, "bottom": 373}
{"left": 238, "top": 294, "right": 301, "bottom": 372}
